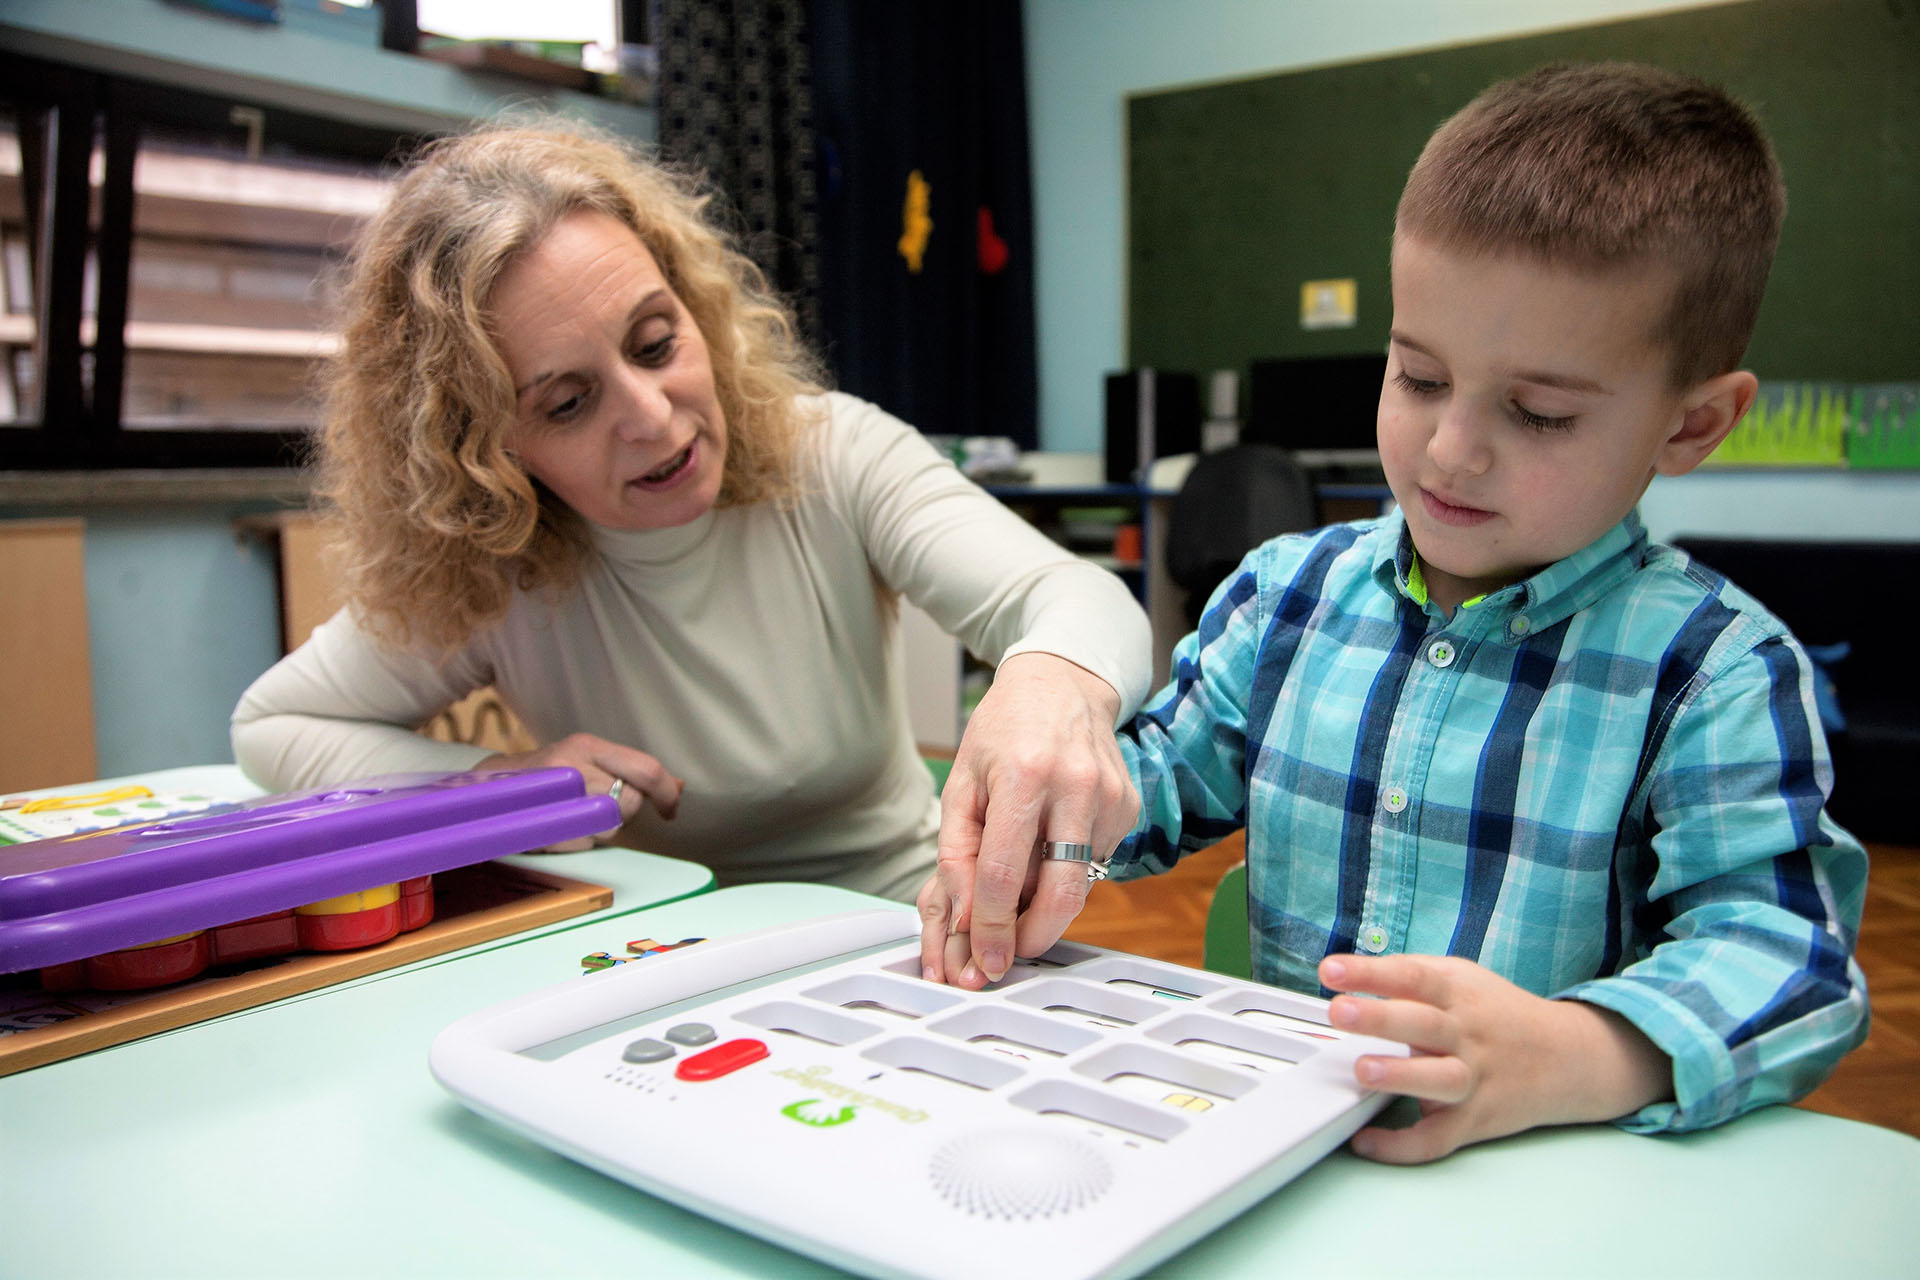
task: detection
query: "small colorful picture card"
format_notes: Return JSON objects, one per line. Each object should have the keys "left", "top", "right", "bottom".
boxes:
{"left": 0, "top": 787, "right": 239, "bottom": 846}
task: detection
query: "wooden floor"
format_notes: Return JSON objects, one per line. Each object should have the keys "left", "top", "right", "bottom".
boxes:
{"left": 1064, "top": 831, "right": 1920, "bottom": 1138}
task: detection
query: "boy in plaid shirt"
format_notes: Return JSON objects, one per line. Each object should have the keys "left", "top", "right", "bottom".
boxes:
{"left": 920, "top": 62, "right": 1867, "bottom": 1164}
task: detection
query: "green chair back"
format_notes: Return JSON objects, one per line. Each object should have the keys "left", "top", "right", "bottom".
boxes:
{"left": 922, "top": 755, "right": 953, "bottom": 796}
{"left": 1203, "top": 861, "right": 1251, "bottom": 978}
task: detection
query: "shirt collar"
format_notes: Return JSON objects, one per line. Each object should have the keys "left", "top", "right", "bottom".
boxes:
{"left": 589, "top": 507, "right": 720, "bottom": 568}
{"left": 1369, "top": 508, "right": 1648, "bottom": 635}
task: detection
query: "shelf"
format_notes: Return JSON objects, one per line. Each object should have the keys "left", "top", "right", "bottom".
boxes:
{"left": 0, "top": 2, "right": 655, "bottom": 139}
{"left": 0, "top": 314, "right": 337, "bottom": 358}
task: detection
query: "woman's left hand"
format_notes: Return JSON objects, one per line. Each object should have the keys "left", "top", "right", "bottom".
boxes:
{"left": 477, "top": 732, "right": 683, "bottom": 852}
{"left": 917, "top": 652, "right": 1137, "bottom": 987}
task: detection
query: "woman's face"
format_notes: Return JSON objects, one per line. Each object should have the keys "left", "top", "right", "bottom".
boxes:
{"left": 492, "top": 209, "right": 728, "bottom": 531}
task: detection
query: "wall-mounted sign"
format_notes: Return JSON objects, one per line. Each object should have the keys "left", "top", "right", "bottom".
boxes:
{"left": 1300, "top": 278, "right": 1357, "bottom": 330}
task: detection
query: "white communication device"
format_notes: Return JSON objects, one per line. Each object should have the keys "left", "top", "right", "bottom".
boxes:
{"left": 430, "top": 909, "right": 1403, "bottom": 1279}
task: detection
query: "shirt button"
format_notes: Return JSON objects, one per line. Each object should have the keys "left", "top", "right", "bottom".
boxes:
{"left": 1426, "top": 639, "right": 1456, "bottom": 668}
{"left": 1381, "top": 786, "right": 1408, "bottom": 813}
{"left": 1508, "top": 614, "right": 1532, "bottom": 637}
{"left": 1360, "top": 926, "right": 1388, "bottom": 953}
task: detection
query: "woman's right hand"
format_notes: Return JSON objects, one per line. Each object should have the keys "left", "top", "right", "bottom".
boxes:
{"left": 477, "top": 732, "right": 683, "bottom": 850}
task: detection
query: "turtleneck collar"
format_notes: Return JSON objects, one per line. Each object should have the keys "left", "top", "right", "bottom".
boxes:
{"left": 587, "top": 506, "right": 721, "bottom": 568}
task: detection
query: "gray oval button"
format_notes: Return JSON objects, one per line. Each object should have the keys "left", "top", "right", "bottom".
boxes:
{"left": 666, "top": 1022, "right": 718, "bottom": 1046}
{"left": 622, "top": 1037, "right": 676, "bottom": 1064}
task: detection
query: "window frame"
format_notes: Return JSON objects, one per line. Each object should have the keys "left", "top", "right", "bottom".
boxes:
{"left": 0, "top": 51, "right": 426, "bottom": 472}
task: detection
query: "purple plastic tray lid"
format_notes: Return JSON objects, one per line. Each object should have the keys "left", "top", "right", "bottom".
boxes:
{"left": 0, "top": 769, "right": 620, "bottom": 973}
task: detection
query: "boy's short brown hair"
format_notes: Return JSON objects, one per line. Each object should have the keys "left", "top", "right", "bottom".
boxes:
{"left": 1395, "top": 62, "right": 1785, "bottom": 387}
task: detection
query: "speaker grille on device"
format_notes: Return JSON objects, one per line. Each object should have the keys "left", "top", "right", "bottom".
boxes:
{"left": 927, "top": 1128, "right": 1114, "bottom": 1220}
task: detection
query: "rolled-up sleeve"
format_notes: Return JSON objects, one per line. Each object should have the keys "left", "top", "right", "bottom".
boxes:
{"left": 1562, "top": 633, "right": 1870, "bottom": 1133}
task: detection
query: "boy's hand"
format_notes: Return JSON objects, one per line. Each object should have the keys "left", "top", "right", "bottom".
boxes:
{"left": 1318, "top": 953, "right": 1673, "bottom": 1164}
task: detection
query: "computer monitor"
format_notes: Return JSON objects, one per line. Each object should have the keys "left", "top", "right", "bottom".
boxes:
{"left": 1243, "top": 353, "right": 1387, "bottom": 462}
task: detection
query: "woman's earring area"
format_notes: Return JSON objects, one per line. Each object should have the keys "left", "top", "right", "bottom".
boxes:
{"left": 1040, "top": 840, "right": 1110, "bottom": 884}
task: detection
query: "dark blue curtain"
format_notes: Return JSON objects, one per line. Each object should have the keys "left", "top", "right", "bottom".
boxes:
{"left": 656, "top": 0, "right": 823, "bottom": 344}
{"left": 808, "top": 0, "right": 1039, "bottom": 447}
{"left": 656, "top": 0, "right": 1039, "bottom": 447}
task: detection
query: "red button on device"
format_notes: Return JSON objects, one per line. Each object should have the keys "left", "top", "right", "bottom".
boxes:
{"left": 674, "top": 1038, "right": 769, "bottom": 1081}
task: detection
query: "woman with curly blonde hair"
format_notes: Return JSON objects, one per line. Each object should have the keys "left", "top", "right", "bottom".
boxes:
{"left": 233, "top": 122, "right": 1150, "bottom": 919}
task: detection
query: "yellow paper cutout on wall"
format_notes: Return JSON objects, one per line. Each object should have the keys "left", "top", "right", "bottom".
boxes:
{"left": 1300, "top": 278, "right": 1357, "bottom": 330}
{"left": 899, "top": 170, "right": 933, "bottom": 273}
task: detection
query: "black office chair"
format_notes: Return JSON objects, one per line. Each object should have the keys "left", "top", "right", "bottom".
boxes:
{"left": 1165, "top": 443, "right": 1319, "bottom": 628}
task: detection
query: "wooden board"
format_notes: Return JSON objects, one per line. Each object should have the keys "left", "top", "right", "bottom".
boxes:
{"left": 0, "top": 519, "right": 97, "bottom": 792}
{"left": 0, "top": 860, "right": 611, "bottom": 1077}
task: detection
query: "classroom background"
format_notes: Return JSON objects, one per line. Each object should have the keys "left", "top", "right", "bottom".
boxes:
{"left": 0, "top": 0, "right": 1914, "bottom": 784}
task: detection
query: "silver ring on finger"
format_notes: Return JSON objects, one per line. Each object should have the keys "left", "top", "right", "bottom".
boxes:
{"left": 607, "top": 777, "right": 626, "bottom": 804}
{"left": 1041, "top": 840, "right": 1109, "bottom": 884}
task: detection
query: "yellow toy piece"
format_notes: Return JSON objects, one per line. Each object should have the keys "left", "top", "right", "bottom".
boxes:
{"left": 296, "top": 883, "right": 401, "bottom": 916}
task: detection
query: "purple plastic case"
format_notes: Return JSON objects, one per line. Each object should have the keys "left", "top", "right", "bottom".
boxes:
{"left": 0, "top": 769, "right": 619, "bottom": 972}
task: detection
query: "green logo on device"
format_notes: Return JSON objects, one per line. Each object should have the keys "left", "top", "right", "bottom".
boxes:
{"left": 781, "top": 1098, "right": 857, "bottom": 1128}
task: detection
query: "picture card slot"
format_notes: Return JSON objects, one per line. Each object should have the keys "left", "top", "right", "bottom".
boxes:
{"left": 1144, "top": 1013, "right": 1311, "bottom": 1071}
{"left": 876, "top": 940, "right": 1099, "bottom": 987}
{"left": 1008, "top": 1079, "right": 1187, "bottom": 1144}
{"left": 1216, "top": 1007, "right": 1343, "bottom": 1041}
{"left": 1026, "top": 940, "right": 1100, "bottom": 968}
{"left": 1004, "top": 978, "right": 1166, "bottom": 1029}
{"left": 1072, "top": 1042, "right": 1257, "bottom": 1108}
{"left": 732, "top": 1000, "right": 880, "bottom": 1047}
{"left": 926, "top": 1005, "right": 1101, "bottom": 1061}
{"left": 1068, "top": 957, "right": 1224, "bottom": 1003}
{"left": 1103, "top": 1073, "right": 1233, "bottom": 1113}
{"left": 801, "top": 973, "right": 963, "bottom": 1021}
{"left": 1204, "top": 987, "right": 1345, "bottom": 1040}
{"left": 860, "top": 1037, "right": 1025, "bottom": 1092}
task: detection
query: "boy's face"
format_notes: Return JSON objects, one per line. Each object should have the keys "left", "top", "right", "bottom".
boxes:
{"left": 1378, "top": 234, "right": 1701, "bottom": 613}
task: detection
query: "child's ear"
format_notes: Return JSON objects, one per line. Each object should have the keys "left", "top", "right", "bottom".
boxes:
{"left": 1655, "top": 370, "right": 1758, "bottom": 477}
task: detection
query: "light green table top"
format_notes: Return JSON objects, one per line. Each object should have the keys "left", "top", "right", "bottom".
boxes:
{"left": 2, "top": 881, "right": 1918, "bottom": 1278}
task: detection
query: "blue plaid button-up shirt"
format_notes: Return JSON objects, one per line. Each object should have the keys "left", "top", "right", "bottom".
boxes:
{"left": 1113, "top": 510, "right": 1868, "bottom": 1133}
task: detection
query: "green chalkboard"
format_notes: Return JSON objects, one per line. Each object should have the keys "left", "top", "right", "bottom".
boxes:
{"left": 1127, "top": 0, "right": 1920, "bottom": 386}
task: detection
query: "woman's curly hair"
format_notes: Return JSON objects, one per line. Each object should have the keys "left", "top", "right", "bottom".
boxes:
{"left": 315, "top": 120, "right": 822, "bottom": 652}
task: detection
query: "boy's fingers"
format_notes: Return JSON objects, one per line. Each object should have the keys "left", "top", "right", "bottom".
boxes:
{"left": 1320, "top": 952, "right": 1456, "bottom": 1006}
{"left": 1351, "top": 1051, "right": 1474, "bottom": 1105}
{"left": 1329, "top": 993, "right": 1459, "bottom": 1056}
{"left": 1349, "top": 1110, "right": 1470, "bottom": 1165}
